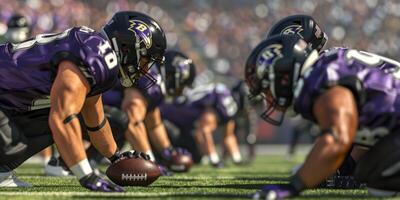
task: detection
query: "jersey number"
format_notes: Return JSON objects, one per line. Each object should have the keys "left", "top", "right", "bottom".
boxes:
{"left": 98, "top": 41, "right": 118, "bottom": 69}
{"left": 12, "top": 28, "right": 73, "bottom": 52}
{"left": 346, "top": 49, "right": 400, "bottom": 79}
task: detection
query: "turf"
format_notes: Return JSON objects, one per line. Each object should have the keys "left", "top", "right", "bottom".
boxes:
{"left": 0, "top": 154, "right": 394, "bottom": 200}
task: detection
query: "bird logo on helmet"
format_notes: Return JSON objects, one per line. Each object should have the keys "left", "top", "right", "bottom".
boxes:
{"left": 128, "top": 20, "right": 152, "bottom": 49}
{"left": 266, "top": 14, "right": 328, "bottom": 52}
{"left": 101, "top": 11, "right": 167, "bottom": 88}
{"left": 281, "top": 25, "right": 304, "bottom": 38}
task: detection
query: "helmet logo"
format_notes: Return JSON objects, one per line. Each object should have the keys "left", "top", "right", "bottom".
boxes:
{"left": 256, "top": 44, "right": 283, "bottom": 79}
{"left": 281, "top": 25, "right": 304, "bottom": 38}
{"left": 128, "top": 20, "right": 152, "bottom": 49}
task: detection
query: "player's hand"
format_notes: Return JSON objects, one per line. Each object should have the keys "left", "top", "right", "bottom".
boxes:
{"left": 79, "top": 173, "right": 125, "bottom": 192}
{"left": 109, "top": 150, "right": 151, "bottom": 164}
{"left": 252, "top": 184, "right": 298, "bottom": 200}
{"left": 158, "top": 164, "right": 174, "bottom": 176}
{"left": 161, "top": 147, "right": 192, "bottom": 160}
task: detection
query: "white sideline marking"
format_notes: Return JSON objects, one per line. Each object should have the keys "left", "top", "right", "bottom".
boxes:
{"left": 0, "top": 191, "right": 175, "bottom": 197}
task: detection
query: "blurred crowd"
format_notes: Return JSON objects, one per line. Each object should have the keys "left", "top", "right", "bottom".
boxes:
{"left": 0, "top": 0, "right": 399, "bottom": 86}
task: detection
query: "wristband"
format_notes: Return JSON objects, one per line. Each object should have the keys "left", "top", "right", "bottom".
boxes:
{"left": 70, "top": 159, "right": 93, "bottom": 179}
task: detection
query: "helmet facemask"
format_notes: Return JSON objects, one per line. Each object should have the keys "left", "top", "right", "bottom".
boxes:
{"left": 111, "top": 33, "right": 162, "bottom": 89}
{"left": 246, "top": 36, "right": 312, "bottom": 125}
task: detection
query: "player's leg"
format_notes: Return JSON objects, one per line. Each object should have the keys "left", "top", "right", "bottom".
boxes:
{"left": 354, "top": 132, "right": 400, "bottom": 196}
{"left": 0, "top": 109, "right": 53, "bottom": 187}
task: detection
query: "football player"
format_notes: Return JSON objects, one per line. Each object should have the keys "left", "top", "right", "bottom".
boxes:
{"left": 101, "top": 50, "right": 195, "bottom": 172}
{"left": 160, "top": 82, "right": 242, "bottom": 167}
{"left": 0, "top": 11, "right": 166, "bottom": 192}
{"left": 267, "top": 14, "right": 363, "bottom": 188}
{"left": 247, "top": 34, "right": 400, "bottom": 199}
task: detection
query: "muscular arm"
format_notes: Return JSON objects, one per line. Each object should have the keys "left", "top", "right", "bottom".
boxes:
{"left": 298, "top": 86, "right": 358, "bottom": 187}
{"left": 121, "top": 88, "right": 152, "bottom": 152}
{"left": 81, "top": 94, "right": 117, "bottom": 158}
{"left": 49, "top": 61, "right": 90, "bottom": 168}
{"left": 144, "top": 107, "right": 171, "bottom": 151}
{"left": 194, "top": 110, "right": 218, "bottom": 157}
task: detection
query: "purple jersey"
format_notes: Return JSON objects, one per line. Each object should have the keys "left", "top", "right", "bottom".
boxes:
{"left": 102, "top": 83, "right": 124, "bottom": 108}
{"left": 294, "top": 48, "right": 400, "bottom": 146}
{"left": 0, "top": 26, "right": 119, "bottom": 112}
{"left": 160, "top": 83, "right": 238, "bottom": 131}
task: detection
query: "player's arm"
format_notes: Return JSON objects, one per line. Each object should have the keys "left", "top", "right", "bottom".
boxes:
{"left": 49, "top": 60, "right": 90, "bottom": 169}
{"left": 298, "top": 85, "right": 358, "bottom": 188}
{"left": 194, "top": 110, "right": 221, "bottom": 166}
{"left": 144, "top": 107, "right": 171, "bottom": 151}
{"left": 222, "top": 120, "right": 242, "bottom": 164}
{"left": 121, "top": 88, "right": 152, "bottom": 154}
{"left": 80, "top": 94, "right": 117, "bottom": 158}
{"left": 49, "top": 60, "right": 123, "bottom": 192}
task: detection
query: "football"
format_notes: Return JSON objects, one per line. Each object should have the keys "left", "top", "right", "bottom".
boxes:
{"left": 168, "top": 153, "right": 193, "bottom": 172}
{"left": 106, "top": 157, "right": 161, "bottom": 186}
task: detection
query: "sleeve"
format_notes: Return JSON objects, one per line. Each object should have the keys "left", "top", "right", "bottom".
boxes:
{"left": 50, "top": 28, "right": 119, "bottom": 96}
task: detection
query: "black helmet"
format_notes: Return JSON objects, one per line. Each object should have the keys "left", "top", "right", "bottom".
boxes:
{"left": 102, "top": 11, "right": 167, "bottom": 87}
{"left": 160, "top": 50, "right": 196, "bottom": 97}
{"left": 266, "top": 15, "right": 328, "bottom": 52}
{"left": 245, "top": 34, "right": 318, "bottom": 125}
{"left": 5, "top": 14, "right": 30, "bottom": 43}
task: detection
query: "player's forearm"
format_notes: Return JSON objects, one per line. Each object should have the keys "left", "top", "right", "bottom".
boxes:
{"left": 199, "top": 129, "right": 217, "bottom": 155}
{"left": 298, "top": 134, "right": 350, "bottom": 188}
{"left": 49, "top": 112, "right": 86, "bottom": 167}
{"left": 222, "top": 121, "right": 241, "bottom": 157}
{"left": 88, "top": 121, "right": 117, "bottom": 158}
{"left": 147, "top": 124, "right": 171, "bottom": 151}
{"left": 125, "top": 121, "right": 152, "bottom": 152}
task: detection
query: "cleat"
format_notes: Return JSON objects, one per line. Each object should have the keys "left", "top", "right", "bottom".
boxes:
{"left": 44, "top": 157, "right": 72, "bottom": 176}
{"left": 0, "top": 171, "right": 32, "bottom": 187}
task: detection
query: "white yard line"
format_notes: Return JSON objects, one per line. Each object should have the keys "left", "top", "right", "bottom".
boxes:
{"left": 0, "top": 191, "right": 205, "bottom": 197}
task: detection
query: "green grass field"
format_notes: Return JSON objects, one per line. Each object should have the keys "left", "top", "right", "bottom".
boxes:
{"left": 0, "top": 154, "right": 393, "bottom": 200}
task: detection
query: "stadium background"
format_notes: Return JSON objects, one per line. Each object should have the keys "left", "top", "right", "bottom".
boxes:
{"left": 0, "top": 0, "right": 398, "bottom": 143}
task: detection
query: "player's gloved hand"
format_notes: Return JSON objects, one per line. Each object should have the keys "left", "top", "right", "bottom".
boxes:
{"left": 252, "top": 184, "right": 298, "bottom": 200}
{"left": 79, "top": 173, "right": 125, "bottom": 192}
{"left": 108, "top": 150, "right": 151, "bottom": 164}
{"left": 161, "top": 147, "right": 192, "bottom": 160}
{"left": 161, "top": 146, "right": 193, "bottom": 172}
{"left": 158, "top": 164, "right": 174, "bottom": 176}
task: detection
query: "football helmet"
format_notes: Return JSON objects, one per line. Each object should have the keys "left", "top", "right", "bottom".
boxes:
{"left": 102, "top": 11, "right": 167, "bottom": 87}
{"left": 266, "top": 15, "right": 328, "bottom": 52}
{"left": 5, "top": 14, "right": 30, "bottom": 43}
{"left": 160, "top": 50, "right": 196, "bottom": 97}
{"left": 245, "top": 34, "right": 318, "bottom": 125}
